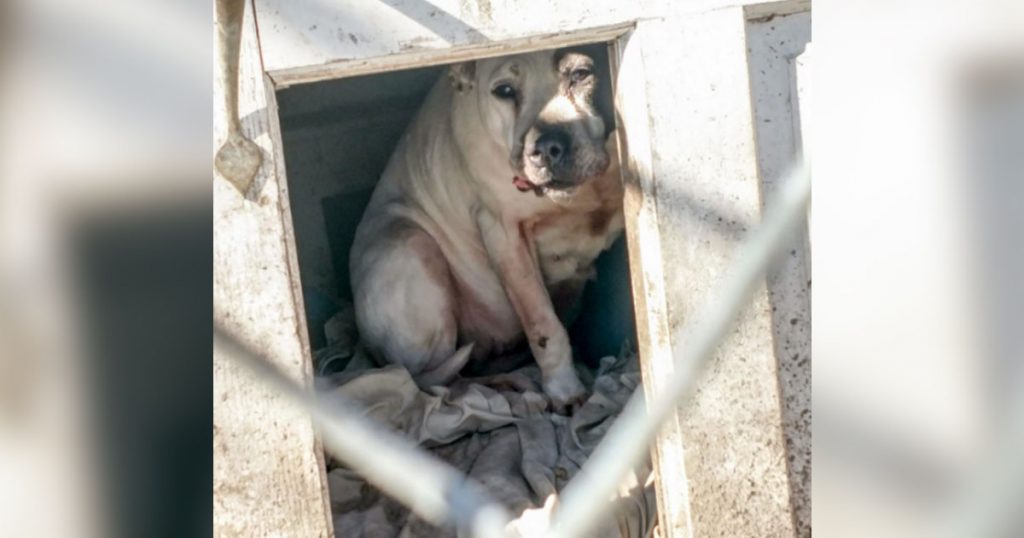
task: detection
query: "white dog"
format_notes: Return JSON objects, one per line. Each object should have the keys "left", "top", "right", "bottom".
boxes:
{"left": 350, "top": 46, "right": 624, "bottom": 411}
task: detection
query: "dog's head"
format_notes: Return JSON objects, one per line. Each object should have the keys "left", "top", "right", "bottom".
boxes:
{"left": 449, "top": 46, "right": 615, "bottom": 194}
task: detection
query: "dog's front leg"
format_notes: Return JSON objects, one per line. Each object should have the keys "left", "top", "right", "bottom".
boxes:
{"left": 477, "top": 211, "right": 586, "bottom": 411}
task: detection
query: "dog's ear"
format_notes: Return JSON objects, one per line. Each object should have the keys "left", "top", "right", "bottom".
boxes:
{"left": 448, "top": 62, "right": 476, "bottom": 93}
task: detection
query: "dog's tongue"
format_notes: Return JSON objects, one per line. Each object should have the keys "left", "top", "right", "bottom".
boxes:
{"left": 513, "top": 175, "right": 536, "bottom": 192}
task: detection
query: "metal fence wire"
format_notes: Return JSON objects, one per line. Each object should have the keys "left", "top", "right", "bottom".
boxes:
{"left": 214, "top": 161, "right": 811, "bottom": 537}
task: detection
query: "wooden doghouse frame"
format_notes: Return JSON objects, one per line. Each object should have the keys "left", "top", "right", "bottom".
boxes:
{"left": 213, "top": 1, "right": 811, "bottom": 536}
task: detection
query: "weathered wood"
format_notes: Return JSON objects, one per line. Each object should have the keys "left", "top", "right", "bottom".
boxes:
{"left": 745, "top": 10, "right": 812, "bottom": 537}
{"left": 618, "top": 8, "right": 798, "bottom": 537}
{"left": 267, "top": 21, "right": 636, "bottom": 88}
{"left": 611, "top": 30, "right": 695, "bottom": 538}
{"left": 743, "top": 0, "right": 812, "bottom": 21}
{"left": 253, "top": 0, "right": 811, "bottom": 87}
{"left": 212, "top": 1, "right": 334, "bottom": 536}
{"left": 254, "top": 0, "right": 635, "bottom": 83}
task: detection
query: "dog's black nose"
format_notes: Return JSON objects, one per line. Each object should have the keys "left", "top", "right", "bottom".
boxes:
{"left": 530, "top": 131, "right": 570, "bottom": 167}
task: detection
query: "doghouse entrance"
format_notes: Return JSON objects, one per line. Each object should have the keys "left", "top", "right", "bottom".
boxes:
{"left": 273, "top": 42, "right": 646, "bottom": 535}
{"left": 276, "top": 64, "right": 445, "bottom": 351}
{"left": 275, "top": 45, "right": 636, "bottom": 365}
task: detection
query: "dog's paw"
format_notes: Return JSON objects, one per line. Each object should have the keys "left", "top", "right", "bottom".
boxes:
{"left": 543, "top": 371, "right": 587, "bottom": 416}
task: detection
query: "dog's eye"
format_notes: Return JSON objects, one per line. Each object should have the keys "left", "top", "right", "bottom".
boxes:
{"left": 491, "top": 83, "right": 517, "bottom": 100}
{"left": 570, "top": 68, "right": 593, "bottom": 84}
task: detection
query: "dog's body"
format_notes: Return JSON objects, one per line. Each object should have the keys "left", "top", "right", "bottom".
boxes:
{"left": 350, "top": 48, "right": 623, "bottom": 409}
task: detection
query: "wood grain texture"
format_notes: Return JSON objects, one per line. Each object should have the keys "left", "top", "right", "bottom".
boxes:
{"left": 612, "top": 31, "right": 695, "bottom": 538}
{"left": 253, "top": 0, "right": 812, "bottom": 87}
{"left": 268, "top": 21, "right": 636, "bottom": 88}
{"left": 213, "top": 2, "right": 333, "bottom": 536}
{"left": 745, "top": 10, "right": 812, "bottom": 537}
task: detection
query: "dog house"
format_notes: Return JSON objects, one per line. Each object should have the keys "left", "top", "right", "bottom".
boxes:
{"left": 213, "top": 1, "right": 811, "bottom": 536}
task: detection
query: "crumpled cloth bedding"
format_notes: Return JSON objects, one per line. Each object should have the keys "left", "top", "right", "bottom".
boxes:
{"left": 314, "top": 306, "right": 657, "bottom": 538}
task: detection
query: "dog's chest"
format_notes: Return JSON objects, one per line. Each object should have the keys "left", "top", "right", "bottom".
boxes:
{"left": 530, "top": 179, "right": 624, "bottom": 287}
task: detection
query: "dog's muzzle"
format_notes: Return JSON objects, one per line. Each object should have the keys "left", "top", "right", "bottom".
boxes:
{"left": 517, "top": 134, "right": 609, "bottom": 194}
{"left": 528, "top": 130, "right": 571, "bottom": 170}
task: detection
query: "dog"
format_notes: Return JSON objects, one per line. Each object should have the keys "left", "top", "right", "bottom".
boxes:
{"left": 350, "top": 46, "right": 624, "bottom": 411}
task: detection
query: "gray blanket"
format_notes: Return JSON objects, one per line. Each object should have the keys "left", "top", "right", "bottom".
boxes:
{"left": 314, "top": 308, "right": 657, "bottom": 537}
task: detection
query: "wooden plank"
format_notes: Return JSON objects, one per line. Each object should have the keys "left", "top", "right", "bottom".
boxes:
{"left": 618, "top": 8, "right": 798, "bottom": 537}
{"left": 743, "top": 0, "right": 812, "bottom": 21}
{"left": 213, "top": 1, "right": 334, "bottom": 536}
{"left": 611, "top": 31, "right": 696, "bottom": 538}
{"left": 268, "top": 21, "right": 636, "bottom": 88}
{"left": 744, "top": 10, "right": 812, "bottom": 538}
{"left": 254, "top": 0, "right": 814, "bottom": 87}
{"left": 265, "top": 67, "right": 338, "bottom": 532}
{"left": 254, "top": 0, "right": 637, "bottom": 82}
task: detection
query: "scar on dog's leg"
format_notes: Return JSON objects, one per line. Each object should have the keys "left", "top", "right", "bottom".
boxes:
{"left": 477, "top": 216, "right": 586, "bottom": 411}
{"left": 352, "top": 225, "right": 467, "bottom": 387}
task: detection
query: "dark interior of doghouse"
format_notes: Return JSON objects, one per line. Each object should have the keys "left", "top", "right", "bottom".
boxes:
{"left": 275, "top": 44, "right": 636, "bottom": 375}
